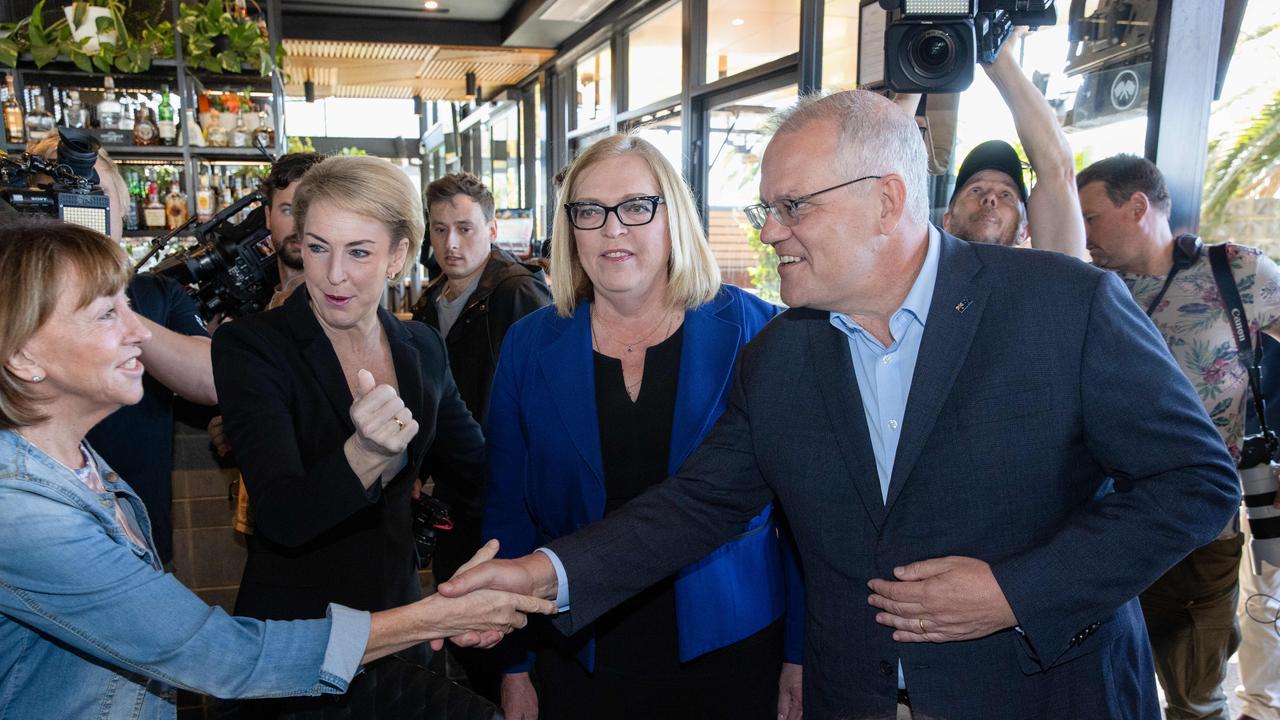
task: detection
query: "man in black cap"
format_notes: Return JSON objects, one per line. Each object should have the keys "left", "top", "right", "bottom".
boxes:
{"left": 906, "top": 28, "right": 1087, "bottom": 259}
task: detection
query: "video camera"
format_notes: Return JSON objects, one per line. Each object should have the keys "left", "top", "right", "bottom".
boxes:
{"left": 148, "top": 192, "right": 280, "bottom": 320}
{"left": 0, "top": 128, "right": 110, "bottom": 233}
{"left": 881, "top": 0, "right": 1057, "bottom": 93}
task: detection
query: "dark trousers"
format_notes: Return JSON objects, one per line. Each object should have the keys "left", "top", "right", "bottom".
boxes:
{"left": 1140, "top": 534, "right": 1244, "bottom": 720}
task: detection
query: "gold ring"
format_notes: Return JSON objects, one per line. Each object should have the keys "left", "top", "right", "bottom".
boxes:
{"left": 393, "top": 417, "right": 405, "bottom": 432}
{"left": 918, "top": 618, "right": 927, "bottom": 634}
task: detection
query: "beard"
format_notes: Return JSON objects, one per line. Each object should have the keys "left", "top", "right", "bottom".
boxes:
{"left": 951, "top": 209, "right": 1021, "bottom": 246}
{"left": 274, "top": 234, "right": 304, "bottom": 270}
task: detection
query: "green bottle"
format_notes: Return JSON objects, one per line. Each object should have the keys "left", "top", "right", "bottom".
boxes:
{"left": 158, "top": 85, "right": 176, "bottom": 146}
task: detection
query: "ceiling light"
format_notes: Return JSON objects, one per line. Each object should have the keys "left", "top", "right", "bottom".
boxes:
{"left": 424, "top": 1, "right": 438, "bottom": 8}
{"left": 731, "top": 18, "right": 745, "bottom": 26}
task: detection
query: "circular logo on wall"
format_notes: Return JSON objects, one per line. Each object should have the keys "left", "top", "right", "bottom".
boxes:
{"left": 1111, "top": 69, "right": 1141, "bottom": 111}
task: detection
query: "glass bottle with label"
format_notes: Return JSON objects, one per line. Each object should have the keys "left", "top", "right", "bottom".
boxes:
{"left": 195, "top": 174, "right": 214, "bottom": 222}
{"left": 24, "top": 88, "right": 53, "bottom": 141}
{"left": 165, "top": 182, "right": 189, "bottom": 230}
{"left": 133, "top": 105, "right": 159, "bottom": 146}
{"left": 157, "top": 85, "right": 176, "bottom": 146}
{"left": 97, "top": 76, "right": 122, "bottom": 130}
{"left": 230, "top": 111, "right": 249, "bottom": 148}
{"left": 3, "top": 74, "right": 25, "bottom": 143}
{"left": 122, "top": 170, "right": 141, "bottom": 231}
{"left": 143, "top": 181, "right": 166, "bottom": 230}
{"left": 65, "top": 90, "right": 89, "bottom": 128}
{"left": 252, "top": 110, "right": 274, "bottom": 148}
{"left": 205, "top": 109, "right": 229, "bottom": 147}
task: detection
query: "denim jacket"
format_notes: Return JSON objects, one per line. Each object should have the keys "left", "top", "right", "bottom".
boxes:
{"left": 0, "top": 430, "right": 369, "bottom": 720}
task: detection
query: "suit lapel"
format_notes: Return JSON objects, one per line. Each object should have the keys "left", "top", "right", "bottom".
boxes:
{"left": 288, "top": 288, "right": 357, "bottom": 434}
{"left": 538, "top": 302, "right": 606, "bottom": 496}
{"left": 668, "top": 296, "right": 740, "bottom": 472}
{"left": 807, "top": 312, "right": 887, "bottom": 531}
{"left": 382, "top": 307, "right": 428, "bottom": 463}
{"left": 884, "top": 232, "right": 988, "bottom": 512}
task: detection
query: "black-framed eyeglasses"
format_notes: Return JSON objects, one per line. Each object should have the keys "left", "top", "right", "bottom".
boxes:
{"left": 743, "top": 175, "right": 884, "bottom": 230}
{"left": 564, "top": 196, "right": 665, "bottom": 231}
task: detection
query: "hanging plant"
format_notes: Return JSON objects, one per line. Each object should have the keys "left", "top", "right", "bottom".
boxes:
{"left": 0, "top": 0, "right": 173, "bottom": 73}
{"left": 176, "top": 0, "right": 281, "bottom": 76}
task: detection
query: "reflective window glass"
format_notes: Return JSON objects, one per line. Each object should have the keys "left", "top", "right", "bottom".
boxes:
{"left": 628, "top": 3, "right": 683, "bottom": 110}
{"left": 706, "top": 0, "right": 800, "bottom": 84}
{"left": 625, "top": 106, "right": 683, "bottom": 174}
{"left": 707, "top": 84, "right": 796, "bottom": 296}
{"left": 576, "top": 46, "right": 613, "bottom": 128}
{"left": 821, "top": 0, "right": 859, "bottom": 91}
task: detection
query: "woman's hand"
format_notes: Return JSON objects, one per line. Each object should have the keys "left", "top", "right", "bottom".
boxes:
{"left": 501, "top": 672, "right": 539, "bottom": 720}
{"left": 350, "top": 368, "right": 418, "bottom": 456}
{"left": 778, "top": 662, "right": 803, "bottom": 720}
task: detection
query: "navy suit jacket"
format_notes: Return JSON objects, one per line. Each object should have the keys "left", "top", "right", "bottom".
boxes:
{"left": 547, "top": 231, "right": 1240, "bottom": 719}
{"left": 484, "top": 284, "right": 804, "bottom": 671}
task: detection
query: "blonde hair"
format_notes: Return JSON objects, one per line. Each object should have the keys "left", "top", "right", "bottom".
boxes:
{"left": 291, "top": 155, "right": 424, "bottom": 281}
{"left": 549, "top": 134, "right": 720, "bottom": 317}
{"left": 0, "top": 221, "right": 131, "bottom": 429}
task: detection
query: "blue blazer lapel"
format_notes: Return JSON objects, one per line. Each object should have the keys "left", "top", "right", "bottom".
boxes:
{"left": 885, "top": 232, "right": 988, "bottom": 511}
{"left": 668, "top": 296, "right": 741, "bottom": 472}
{"left": 806, "top": 312, "right": 887, "bottom": 531}
{"left": 538, "top": 301, "right": 606, "bottom": 502}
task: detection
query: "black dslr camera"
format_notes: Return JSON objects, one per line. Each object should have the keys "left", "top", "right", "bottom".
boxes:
{"left": 411, "top": 494, "right": 453, "bottom": 570}
{"left": 149, "top": 192, "right": 281, "bottom": 320}
{"left": 882, "top": 0, "right": 1057, "bottom": 93}
{"left": 0, "top": 128, "right": 110, "bottom": 232}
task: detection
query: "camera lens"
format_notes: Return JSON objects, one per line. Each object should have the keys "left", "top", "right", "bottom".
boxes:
{"left": 909, "top": 28, "right": 957, "bottom": 78}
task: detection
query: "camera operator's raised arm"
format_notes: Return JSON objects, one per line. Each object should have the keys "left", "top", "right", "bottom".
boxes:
{"left": 982, "top": 28, "right": 1086, "bottom": 259}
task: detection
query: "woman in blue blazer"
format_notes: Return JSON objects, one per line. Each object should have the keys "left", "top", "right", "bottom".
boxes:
{"left": 483, "top": 134, "right": 803, "bottom": 720}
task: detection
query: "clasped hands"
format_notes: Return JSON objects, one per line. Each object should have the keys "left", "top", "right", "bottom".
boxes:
{"left": 867, "top": 555, "right": 1017, "bottom": 643}
{"left": 428, "top": 547, "right": 561, "bottom": 650}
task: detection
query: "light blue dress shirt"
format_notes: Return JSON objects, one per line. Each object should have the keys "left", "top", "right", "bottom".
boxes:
{"left": 828, "top": 225, "right": 940, "bottom": 690}
{"left": 541, "top": 227, "right": 942, "bottom": 681}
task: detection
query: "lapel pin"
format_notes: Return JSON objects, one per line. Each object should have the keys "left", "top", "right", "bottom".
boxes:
{"left": 954, "top": 299, "right": 972, "bottom": 313}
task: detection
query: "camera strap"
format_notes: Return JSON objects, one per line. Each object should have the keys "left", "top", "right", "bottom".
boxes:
{"left": 1208, "top": 242, "right": 1274, "bottom": 446}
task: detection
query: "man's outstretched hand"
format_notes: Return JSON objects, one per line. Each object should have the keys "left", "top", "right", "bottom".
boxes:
{"left": 434, "top": 546, "right": 561, "bottom": 649}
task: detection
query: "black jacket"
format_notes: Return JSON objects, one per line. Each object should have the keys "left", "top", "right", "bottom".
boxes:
{"left": 412, "top": 247, "right": 552, "bottom": 428}
{"left": 212, "top": 286, "right": 485, "bottom": 620}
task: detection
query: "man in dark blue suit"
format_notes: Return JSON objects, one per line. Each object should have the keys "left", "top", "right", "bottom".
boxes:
{"left": 440, "top": 90, "right": 1239, "bottom": 720}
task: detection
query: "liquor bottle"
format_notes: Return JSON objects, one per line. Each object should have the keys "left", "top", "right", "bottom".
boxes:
{"left": 97, "top": 76, "right": 122, "bottom": 130}
{"left": 165, "top": 182, "right": 189, "bottom": 230}
{"left": 195, "top": 175, "right": 214, "bottom": 222}
{"left": 184, "top": 108, "right": 205, "bottom": 147}
{"left": 65, "top": 90, "right": 89, "bottom": 128}
{"left": 230, "top": 111, "right": 249, "bottom": 148}
{"left": 197, "top": 93, "right": 213, "bottom": 132}
{"left": 119, "top": 95, "right": 134, "bottom": 132}
{"left": 133, "top": 106, "right": 159, "bottom": 146}
{"left": 122, "top": 170, "right": 140, "bottom": 231}
{"left": 157, "top": 85, "right": 176, "bottom": 146}
{"left": 23, "top": 88, "right": 53, "bottom": 141}
{"left": 252, "top": 110, "right": 274, "bottom": 148}
{"left": 205, "top": 109, "right": 229, "bottom": 147}
{"left": 143, "top": 182, "right": 166, "bottom": 230}
{"left": 3, "top": 74, "right": 25, "bottom": 143}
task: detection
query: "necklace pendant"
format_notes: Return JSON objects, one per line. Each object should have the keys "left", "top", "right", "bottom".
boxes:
{"left": 626, "top": 346, "right": 633, "bottom": 352}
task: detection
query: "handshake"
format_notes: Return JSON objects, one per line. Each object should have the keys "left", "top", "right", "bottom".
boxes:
{"left": 364, "top": 539, "right": 562, "bottom": 663}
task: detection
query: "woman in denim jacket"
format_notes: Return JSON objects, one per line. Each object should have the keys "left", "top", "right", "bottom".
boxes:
{"left": 0, "top": 220, "right": 554, "bottom": 719}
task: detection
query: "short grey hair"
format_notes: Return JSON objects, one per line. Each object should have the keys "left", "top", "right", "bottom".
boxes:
{"left": 772, "top": 90, "right": 930, "bottom": 225}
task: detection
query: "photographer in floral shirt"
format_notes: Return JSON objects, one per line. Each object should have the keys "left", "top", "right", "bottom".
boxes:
{"left": 1080, "top": 154, "right": 1280, "bottom": 720}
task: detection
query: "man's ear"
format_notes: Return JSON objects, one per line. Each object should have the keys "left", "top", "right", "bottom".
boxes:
{"left": 487, "top": 218, "right": 498, "bottom": 244}
{"left": 878, "top": 174, "right": 909, "bottom": 234}
{"left": 1129, "top": 192, "right": 1152, "bottom": 222}
{"left": 942, "top": 211, "right": 954, "bottom": 233}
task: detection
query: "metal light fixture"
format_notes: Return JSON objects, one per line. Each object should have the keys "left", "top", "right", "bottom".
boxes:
{"left": 413, "top": 95, "right": 424, "bottom": 116}
{"left": 304, "top": 79, "right": 316, "bottom": 103}
{"left": 464, "top": 71, "right": 477, "bottom": 98}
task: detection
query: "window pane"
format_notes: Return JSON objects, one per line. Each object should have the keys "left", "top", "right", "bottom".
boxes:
{"left": 576, "top": 46, "right": 613, "bottom": 128}
{"left": 821, "top": 0, "right": 859, "bottom": 91}
{"left": 628, "top": 4, "right": 683, "bottom": 110}
{"left": 284, "top": 97, "right": 420, "bottom": 139}
{"left": 491, "top": 105, "right": 521, "bottom": 209}
{"left": 626, "top": 106, "right": 683, "bottom": 173}
{"left": 570, "top": 128, "right": 612, "bottom": 159}
{"left": 707, "top": 84, "right": 796, "bottom": 296}
{"left": 706, "top": 0, "right": 800, "bottom": 84}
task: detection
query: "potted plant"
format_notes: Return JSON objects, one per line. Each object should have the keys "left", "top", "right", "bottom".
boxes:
{"left": 177, "top": 0, "right": 281, "bottom": 76}
{"left": 0, "top": 0, "right": 172, "bottom": 73}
